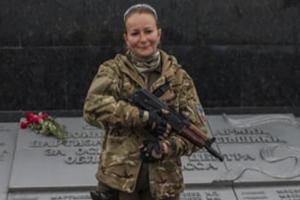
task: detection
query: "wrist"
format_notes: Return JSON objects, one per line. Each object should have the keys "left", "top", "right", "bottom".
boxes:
{"left": 161, "top": 138, "right": 177, "bottom": 158}
{"left": 160, "top": 140, "right": 172, "bottom": 157}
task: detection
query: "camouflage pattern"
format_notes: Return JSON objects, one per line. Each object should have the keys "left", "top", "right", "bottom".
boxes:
{"left": 83, "top": 50, "right": 208, "bottom": 199}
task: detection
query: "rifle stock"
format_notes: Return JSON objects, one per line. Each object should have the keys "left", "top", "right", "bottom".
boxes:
{"left": 132, "top": 89, "right": 224, "bottom": 162}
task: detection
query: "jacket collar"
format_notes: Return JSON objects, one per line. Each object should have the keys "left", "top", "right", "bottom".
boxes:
{"left": 116, "top": 50, "right": 180, "bottom": 92}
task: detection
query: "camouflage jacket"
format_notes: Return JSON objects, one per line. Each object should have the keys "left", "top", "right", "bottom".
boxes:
{"left": 83, "top": 50, "right": 208, "bottom": 199}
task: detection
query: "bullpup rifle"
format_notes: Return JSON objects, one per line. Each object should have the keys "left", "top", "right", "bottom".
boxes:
{"left": 132, "top": 89, "right": 224, "bottom": 162}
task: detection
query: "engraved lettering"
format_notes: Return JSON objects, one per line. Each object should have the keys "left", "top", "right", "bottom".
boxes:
{"left": 0, "top": 150, "right": 8, "bottom": 161}
{"left": 75, "top": 148, "right": 99, "bottom": 156}
{"left": 50, "top": 194, "right": 91, "bottom": 200}
{"left": 65, "top": 155, "right": 98, "bottom": 165}
{"left": 44, "top": 149, "right": 66, "bottom": 156}
{"left": 216, "top": 135, "right": 285, "bottom": 144}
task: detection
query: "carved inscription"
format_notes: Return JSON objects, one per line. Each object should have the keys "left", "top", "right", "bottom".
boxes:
{"left": 11, "top": 198, "right": 38, "bottom": 200}
{"left": 277, "top": 188, "right": 300, "bottom": 199}
{"left": 0, "top": 149, "right": 8, "bottom": 162}
{"left": 0, "top": 124, "right": 17, "bottom": 162}
{"left": 50, "top": 194, "right": 91, "bottom": 200}
{"left": 0, "top": 123, "right": 17, "bottom": 200}
{"left": 181, "top": 191, "right": 222, "bottom": 200}
{"left": 10, "top": 193, "right": 91, "bottom": 200}
{"left": 9, "top": 119, "right": 104, "bottom": 188}
{"left": 215, "top": 128, "right": 286, "bottom": 144}
{"left": 0, "top": 126, "right": 13, "bottom": 162}
{"left": 236, "top": 187, "right": 300, "bottom": 200}
{"left": 182, "top": 152, "right": 255, "bottom": 172}
{"left": 0, "top": 125, "right": 11, "bottom": 132}
{"left": 29, "top": 130, "right": 102, "bottom": 165}
{"left": 240, "top": 191, "right": 268, "bottom": 200}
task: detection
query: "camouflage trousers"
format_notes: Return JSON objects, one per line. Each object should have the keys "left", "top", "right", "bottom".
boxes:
{"left": 97, "top": 163, "right": 179, "bottom": 200}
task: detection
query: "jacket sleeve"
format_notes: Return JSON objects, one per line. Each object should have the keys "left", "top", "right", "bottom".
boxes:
{"left": 166, "top": 70, "right": 209, "bottom": 157}
{"left": 83, "top": 60, "right": 145, "bottom": 128}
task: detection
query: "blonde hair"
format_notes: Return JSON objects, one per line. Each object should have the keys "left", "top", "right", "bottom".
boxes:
{"left": 123, "top": 4, "right": 159, "bottom": 31}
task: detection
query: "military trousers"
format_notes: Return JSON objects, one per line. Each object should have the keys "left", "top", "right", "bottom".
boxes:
{"left": 98, "top": 162, "right": 179, "bottom": 200}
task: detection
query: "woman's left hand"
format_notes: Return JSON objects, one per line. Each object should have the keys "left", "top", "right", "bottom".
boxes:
{"left": 139, "top": 139, "right": 169, "bottom": 162}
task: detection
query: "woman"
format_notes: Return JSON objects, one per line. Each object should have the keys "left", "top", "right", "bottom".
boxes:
{"left": 83, "top": 4, "right": 208, "bottom": 200}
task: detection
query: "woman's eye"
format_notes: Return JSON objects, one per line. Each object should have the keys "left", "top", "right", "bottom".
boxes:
{"left": 145, "top": 30, "right": 153, "bottom": 34}
{"left": 130, "top": 32, "right": 139, "bottom": 36}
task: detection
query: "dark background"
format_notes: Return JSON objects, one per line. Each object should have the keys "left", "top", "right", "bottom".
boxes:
{"left": 1, "top": 0, "right": 299, "bottom": 114}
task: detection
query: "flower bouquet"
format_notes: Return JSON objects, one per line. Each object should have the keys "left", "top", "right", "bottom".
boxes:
{"left": 20, "top": 112, "right": 67, "bottom": 141}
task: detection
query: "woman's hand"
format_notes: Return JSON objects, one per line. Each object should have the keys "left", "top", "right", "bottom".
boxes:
{"left": 141, "top": 109, "right": 172, "bottom": 138}
{"left": 139, "top": 139, "right": 170, "bottom": 162}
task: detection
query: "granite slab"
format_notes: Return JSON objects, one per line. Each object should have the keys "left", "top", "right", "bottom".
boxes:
{"left": 8, "top": 191, "right": 91, "bottom": 200}
{"left": 0, "top": 123, "right": 18, "bottom": 200}
{"left": 8, "top": 114, "right": 300, "bottom": 191}
{"left": 9, "top": 118, "right": 103, "bottom": 190}
{"left": 8, "top": 187, "right": 236, "bottom": 200}
{"left": 183, "top": 114, "right": 300, "bottom": 185}
{"left": 181, "top": 186, "right": 237, "bottom": 200}
{"left": 7, "top": 185, "right": 300, "bottom": 200}
{"left": 235, "top": 185, "right": 300, "bottom": 200}
{"left": 209, "top": 114, "right": 300, "bottom": 184}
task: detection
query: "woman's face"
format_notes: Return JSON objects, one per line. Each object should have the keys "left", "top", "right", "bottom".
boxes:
{"left": 124, "top": 12, "right": 161, "bottom": 58}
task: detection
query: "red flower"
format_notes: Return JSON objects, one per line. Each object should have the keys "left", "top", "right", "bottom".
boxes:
{"left": 39, "top": 112, "right": 49, "bottom": 120}
{"left": 26, "top": 112, "right": 35, "bottom": 121}
{"left": 19, "top": 111, "right": 66, "bottom": 141}
{"left": 20, "top": 119, "right": 29, "bottom": 129}
{"left": 25, "top": 112, "right": 48, "bottom": 124}
{"left": 32, "top": 115, "right": 40, "bottom": 124}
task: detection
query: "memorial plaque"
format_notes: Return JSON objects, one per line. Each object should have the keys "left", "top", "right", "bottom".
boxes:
{"left": 9, "top": 118, "right": 103, "bottom": 190}
{"left": 8, "top": 190, "right": 91, "bottom": 200}
{"left": 181, "top": 186, "right": 236, "bottom": 200}
{"left": 235, "top": 185, "right": 300, "bottom": 200}
{"left": 182, "top": 116, "right": 227, "bottom": 184}
{"left": 0, "top": 123, "right": 18, "bottom": 200}
{"left": 215, "top": 144, "right": 300, "bottom": 183}
{"left": 182, "top": 114, "right": 300, "bottom": 185}
{"left": 8, "top": 114, "right": 300, "bottom": 193}
{"left": 0, "top": 194, "right": 5, "bottom": 200}
{"left": 208, "top": 114, "right": 300, "bottom": 184}
{"left": 181, "top": 150, "right": 227, "bottom": 184}
{"left": 8, "top": 187, "right": 238, "bottom": 200}
{"left": 213, "top": 114, "right": 300, "bottom": 147}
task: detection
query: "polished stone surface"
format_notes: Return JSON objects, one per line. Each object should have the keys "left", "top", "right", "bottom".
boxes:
{"left": 212, "top": 114, "right": 300, "bottom": 184}
{"left": 7, "top": 185, "right": 300, "bottom": 200}
{"left": 180, "top": 186, "right": 236, "bottom": 200}
{"left": 183, "top": 114, "right": 300, "bottom": 184}
{"left": 7, "top": 188, "right": 236, "bottom": 200}
{"left": 0, "top": 46, "right": 119, "bottom": 110}
{"left": 8, "top": 191, "right": 92, "bottom": 200}
{"left": 0, "top": 1, "right": 299, "bottom": 46}
{"left": 0, "top": 0, "right": 299, "bottom": 110}
{"left": 9, "top": 118, "right": 103, "bottom": 189}
{"left": 9, "top": 115, "right": 300, "bottom": 189}
{"left": 0, "top": 123, "right": 18, "bottom": 200}
{"left": 1, "top": 45, "right": 299, "bottom": 110}
{"left": 235, "top": 185, "right": 300, "bottom": 200}
{"left": 3, "top": 114, "right": 300, "bottom": 199}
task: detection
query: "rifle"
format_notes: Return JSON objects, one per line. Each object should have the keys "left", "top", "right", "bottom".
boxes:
{"left": 132, "top": 89, "right": 224, "bottom": 162}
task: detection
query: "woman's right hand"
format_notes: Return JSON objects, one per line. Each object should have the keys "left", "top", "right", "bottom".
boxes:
{"left": 141, "top": 109, "right": 172, "bottom": 138}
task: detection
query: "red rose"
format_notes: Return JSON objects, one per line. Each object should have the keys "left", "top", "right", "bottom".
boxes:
{"left": 20, "top": 119, "right": 29, "bottom": 129}
{"left": 39, "top": 112, "right": 49, "bottom": 120}
{"left": 26, "top": 112, "right": 35, "bottom": 122}
{"left": 31, "top": 115, "right": 40, "bottom": 124}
